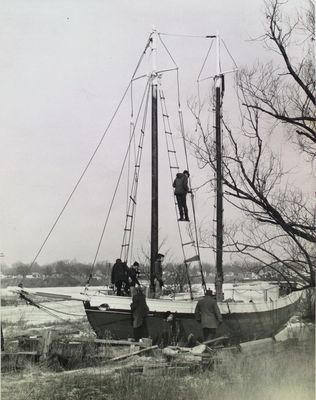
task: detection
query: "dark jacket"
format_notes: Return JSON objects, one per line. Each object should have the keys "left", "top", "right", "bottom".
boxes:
{"left": 173, "top": 173, "right": 189, "bottom": 195}
{"left": 194, "top": 295, "right": 222, "bottom": 329}
{"left": 130, "top": 292, "right": 149, "bottom": 328}
{"left": 111, "top": 261, "right": 128, "bottom": 284}
{"left": 129, "top": 267, "right": 140, "bottom": 286}
{"left": 154, "top": 258, "right": 162, "bottom": 281}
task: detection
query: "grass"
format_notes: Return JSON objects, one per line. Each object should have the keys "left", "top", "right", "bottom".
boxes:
{"left": 1, "top": 338, "right": 314, "bottom": 400}
{"left": 200, "top": 342, "right": 315, "bottom": 400}
{"left": 2, "top": 316, "right": 93, "bottom": 338}
{"left": 1, "top": 308, "right": 315, "bottom": 400}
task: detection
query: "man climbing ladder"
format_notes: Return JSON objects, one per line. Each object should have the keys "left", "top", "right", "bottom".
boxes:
{"left": 173, "top": 170, "right": 191, "bottom": 222}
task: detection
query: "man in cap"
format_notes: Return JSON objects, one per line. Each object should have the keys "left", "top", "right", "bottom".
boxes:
{"left": 173, "top": 170, "right": 191, "bottom": 222}
{"left": 129, "top": 261, "right": 141, "bottom": 287}
{"left": 151, "top": 253, "right": 165, "bottom": 298}
{"left": 194, "top": 289, "right": 222, "bottom": 342}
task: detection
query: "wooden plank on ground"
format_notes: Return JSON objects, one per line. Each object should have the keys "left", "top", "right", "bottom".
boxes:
{"left": 73, "top": 338, "right": 149, "bottom": 347}
{"left": 239, "top": 337, "right": 275, "bottom": 354}
{"left": 1, "top": 351, "right": 38, "bottom": 357}
{"left": 202, "top": 336, "right": 229, "bottom": 346}
{"left": 110, "top": 345, "right": 158, "bottom": 361}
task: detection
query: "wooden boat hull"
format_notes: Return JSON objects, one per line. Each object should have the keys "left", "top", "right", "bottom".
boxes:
{"left": 84, "top": 290, "right": 301, "bottom": 344}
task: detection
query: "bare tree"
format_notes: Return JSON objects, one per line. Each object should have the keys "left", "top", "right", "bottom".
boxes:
{"left": 164, "top": 262, "right": 189, "bottom": 293}
{"left": 191, "top": 0, "right": 315, "bottom": 289}
{"left": 239, "top": 0, "right": 315, "bottom": 157}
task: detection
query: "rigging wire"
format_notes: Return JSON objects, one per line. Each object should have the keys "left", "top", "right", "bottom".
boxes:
{"left": 26, "top": 31, "right": 239, "bottom": 297}
{"left": 197, "top": 40, "right": 215, "bottom": 81}
{"left": 157, "top": 34, "right": 208, "bottom": 295}
{"left": 126, "top": 80, "right": 135, "bottom": 220}
{"left": 86, "top": 77, "right": 151, "bottom": 284}
{"left": 120, "top": 82, "right": 151, "bottom": 263}
{"left": 205, "top": 80, "right": 217, "bottom": 265}
{"left": 159, "top": 32, "right": 216, "bottom": 39}
{"left": 19, "top": 293, "right": 66, "bottom": 321}
{"left": 27, "top": 34, "right": 153, "bottom": 272}
{"left": 125, "top": 122, "right": 133, "bottom": 226}
{"left": 128, "top": 88, "right": 151, "bottom": 265}
{"left": 129, "top": 88, "right": 138, "bottom": 267}
{"left": 159, "top": 74, "right": 206, "bottom": 297}
{"left": 157, "top": 34, "right": 178, "bottom": 69}
{"left": 221, "top": 39, "right": 238, "bottom": 69}
{"left": 38, "top": 303, "right": 84, "bottom": 317}
{"left": 197, "top": 39, "right": 215, "bottom": 113}
{"left": 158, "top": 82, "right": 189, "bottom": 291}
{"left": 178, "top": 100, "right": 207, "bottom": 294}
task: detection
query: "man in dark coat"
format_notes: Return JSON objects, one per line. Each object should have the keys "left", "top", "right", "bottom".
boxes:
{"left": 194, "top": 289, "right": 222, "bottom": 342}
{"left": 173, "top": 170, "right": 191, "bottom": 221}
{"left": 129, "top": 261, "right": 141, "bottom": 287}
{"left": 1, "top": 324, "right": 4, "bottom": 352}
{"left": 130, "top": 287, "right": 149, "bottom": 341}
{"left": 128, "top": 261, "right": 141, "bottom": 296}
{"left": 111, "top": 258, "right": 129, "bottom": 296}
{"left": 152, "top": 253, "right": 164, "bottom": 297}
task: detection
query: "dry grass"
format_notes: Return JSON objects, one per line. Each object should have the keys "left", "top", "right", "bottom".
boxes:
{"left": 1, "top": 339, "right": 314, "bottom": 400}
{"left": 1, "top": 316, "right": 314, "bottom": 400}
{"left": 197, "top": 342, "right": 315, "bottom": 400}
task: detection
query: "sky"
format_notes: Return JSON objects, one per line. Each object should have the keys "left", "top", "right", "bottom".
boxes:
{"left": 0, "top": 0, "right": 311, "bottom": 268}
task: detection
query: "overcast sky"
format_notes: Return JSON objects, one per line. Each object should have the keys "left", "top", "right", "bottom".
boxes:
{"left": 0, "top": 0, "right": 311, "bottom": 268}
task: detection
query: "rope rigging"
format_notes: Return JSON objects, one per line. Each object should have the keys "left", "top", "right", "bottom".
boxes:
{"left": 85, "top": 31, "right": 210, "bottom": 292}
{"left": 120, "top": 83, "right": 151, "bottom": 263}
{"left": 85, "top": 77, "right": 152, "bottom": 286}
{"left": 24, "top": 29, "right": 237, "bottom": 298}
{"left": 192, "top": 33, "right": 239, "bottom": 290}
{"left": 27, "top": 33, "right": 154, "bottom": 276}
{"left": 158, "top": 78, "right": 206, "bottom": 298}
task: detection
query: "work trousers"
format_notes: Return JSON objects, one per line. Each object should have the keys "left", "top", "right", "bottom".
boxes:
{"left": 133, "top": 321, "right": 148, "bottom": 342}
{"left": 202, "top": 328, "right": 216, "bottom": 342}
{"left": 115, "top": 280, "right": 129, "bottom": 296}
{"left": 176, "top": 194, "right": 188, "bottom": 219}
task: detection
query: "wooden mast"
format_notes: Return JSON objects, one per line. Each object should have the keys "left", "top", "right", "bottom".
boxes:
{"left": 214, "top": 32, "right": 224, "bottom": 301}
{"left": 150, "top": 28, "right": 159, "bottom": 292}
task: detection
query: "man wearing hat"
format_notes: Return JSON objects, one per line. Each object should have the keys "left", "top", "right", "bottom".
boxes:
{"left": 194, "top": 289, "right": 223, "bottom": 342}
{"left": 172, "top": 170, "right": 191, "bottom": 222}
{"left": 130, "top": 287, "right": 149, "bottom": 341}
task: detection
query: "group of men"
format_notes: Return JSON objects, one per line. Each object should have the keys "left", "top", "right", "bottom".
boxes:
{"left": 111, "top": 253, "right": 166, "bottom": 297}
{"left": 111, "top": 259, "right": 141, "bottom": 296}
{"left": 111, "top": 167, "right": 191, "bottom": 297}
{"left": 113, "top": 169, "right": 223, "bottom": 343}
{"left": 128, "top": 286, "right": 223, "bottom": 343}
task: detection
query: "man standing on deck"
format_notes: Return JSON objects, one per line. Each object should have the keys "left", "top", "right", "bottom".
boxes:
{"left": 173, "top": 170, "right": 191, "bottom": 222}
{"left": 111, "top": 258, "right": 129, "bottom": 296}
{"left": 128, "top": 261, "right": 141, "bottom": 296}
{"left": 152, "top": 253, "right": 165, "bottom": 297}
{"left": 194, "top": 289, "right": 222, "bottom": 342}
{"left": 129, "top": 262, "right": 141, "bottom": 286}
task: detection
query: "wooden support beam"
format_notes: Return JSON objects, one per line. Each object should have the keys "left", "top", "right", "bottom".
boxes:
{"left": 71, "top": 338, "right": 149, "bottom": 348}
{"left": 40, "top": 330, "right": 57, "bottom": 360}
{"left": 111, "top": 345, "right": 158, "bottom": 361}
{"left": 239, "top": 337, "right": 275, "bottom": 355}
{"left": 202, "top": 335, "right": 229, "bottom": 346}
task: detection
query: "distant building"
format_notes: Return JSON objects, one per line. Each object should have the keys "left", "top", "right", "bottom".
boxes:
{"left": 24, "top": 272, "right": 41, "bottom": 279}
